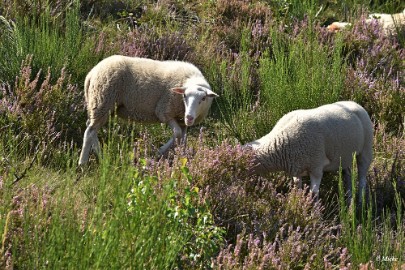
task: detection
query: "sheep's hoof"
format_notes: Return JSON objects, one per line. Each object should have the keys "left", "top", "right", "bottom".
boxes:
{"left": 78, "top": 159, "right": 87, "bottom": 166}
{"left": 157, "top": 149, "right": 170, "bottom": 159}
{"left": 157, "top": 148, "right": 165, "bottom": 156}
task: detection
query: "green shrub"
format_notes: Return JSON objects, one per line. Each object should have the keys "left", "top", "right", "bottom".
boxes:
{"left": 212, "top": 22, "right": 345, "bottom": 143}
{"left": 258, "top": 24, "right": 345, "bottom": 132}
{"left": 0, "top": 0, "right": 103, "bottom": 84}
{"left": 0, "top": 56, "right": 86, "bottom": 160}
{"left": 338, "top": 160, "right": 405, "bottom": 268}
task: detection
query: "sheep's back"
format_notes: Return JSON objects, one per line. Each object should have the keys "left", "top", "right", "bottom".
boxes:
{"left": 85, "top": 55, "right": 203, "bottom": 122}
{"left": 123, "top": 57, "right": 205, "bottom": 122}
{"left": 288, "top": 101, "right": 372, "bottom": 170}
{"left": 248, "top": 101, "right": 372, "bottom": 176}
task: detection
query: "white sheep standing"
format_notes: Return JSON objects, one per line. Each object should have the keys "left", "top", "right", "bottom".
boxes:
{"left": 366, "top": 9, "right": 405, "bottom": 34}
{"left": 327, "top": 9, "right": 405, "bottom": 34}
{"left": 78, "top": 55, "right": 218, "bottom": 165}
{"left": 245, "top": 101, "right": 373, "bottom": 200}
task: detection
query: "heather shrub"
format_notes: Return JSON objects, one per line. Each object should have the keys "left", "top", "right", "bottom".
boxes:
{"left": 215, "top": 0, "right": 270, "bottom": 24}
{"left": 211, "top": 158, "right": 404, "bottom": 269}
{"left": 130, "top": 131, "right": 327, "bottom": 245}
{"left": 0, "top": 56, "right": 86, "bottom": 162}
{"left": 210, "top": 0, "right": 271, "bottom": 53}
{"left": 163, "top": 135, "right": 325, "bottom": 243}
{"left": 345, "top": 17, "right": 404, "bottom": 76}
{"left": 1, "top": 183, "right": 55, "bottom": 269}
{"left": 342, "top": 16, "right": 405, "bottom": 134}
{"left": 120, "top": 27, "right": 195, "bottom": 61}
{"left": 346, "top": 67, "right": 404, "bottom": 134}
{"left": 213, "top": 223, "right": 345, "bottom": 269}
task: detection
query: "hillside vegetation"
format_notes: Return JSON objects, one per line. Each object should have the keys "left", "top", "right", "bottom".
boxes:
{"left": 0, "top": 0, "right": 404, "bottom": 269}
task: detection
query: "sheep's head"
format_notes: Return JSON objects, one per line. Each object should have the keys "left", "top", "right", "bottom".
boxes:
{"left": 171, "top": 85, "right": 218, "bottom": 126}
{"left": 327, "top": 22, "right": 352, "bottom": 32}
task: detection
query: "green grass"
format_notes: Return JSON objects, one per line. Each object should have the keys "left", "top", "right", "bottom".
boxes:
{"left": 209, "top": 28, "right": 257, "bottom": 143}
{"left": 0, "top": 0, "right": 103, "bottom": 84}
{"left": 258, "top": 25, "right": 345, "bottom": 128}
{"left": 338, "top": 158, "right": 404, "bottom": 268}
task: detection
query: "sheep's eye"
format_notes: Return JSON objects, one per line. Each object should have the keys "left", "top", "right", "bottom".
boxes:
{"left": 202, "top": 96, "right": 206, "bottom": 102}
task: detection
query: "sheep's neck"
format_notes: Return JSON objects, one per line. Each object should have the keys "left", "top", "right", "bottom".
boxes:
{"left": 258, "top": 132, "right": 293, "bottom": 174}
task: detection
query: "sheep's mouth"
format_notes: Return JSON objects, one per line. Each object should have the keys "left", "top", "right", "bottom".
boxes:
{"left": 185, "top": 120, "right": 194, "bottom": 126}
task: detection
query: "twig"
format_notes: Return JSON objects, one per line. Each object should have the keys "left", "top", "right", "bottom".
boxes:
{"left": 11, "top": 143, "right": 41, "bottom": 185}
{"left": 0, "top": 124, "right": 12, "bottom": 132}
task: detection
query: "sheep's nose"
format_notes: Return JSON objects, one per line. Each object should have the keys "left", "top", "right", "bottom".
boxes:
{"left": 185, "top": 115, "right": 194, "bottom": 125}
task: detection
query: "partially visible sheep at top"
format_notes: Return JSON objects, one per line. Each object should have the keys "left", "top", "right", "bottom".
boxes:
{"left": 245, "top": 101, "right": 373, "bottom": 201}
{"left": 327, "top": 9, "right": 405, "bottom": 34}
{"left": 367, "top": 9, "right": 405, "bottom": 34}
{"left": 78, "top": 55, "right": 218, "bottom": 165}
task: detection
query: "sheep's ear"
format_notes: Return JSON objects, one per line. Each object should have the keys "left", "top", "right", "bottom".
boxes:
{"left": 170, "top": 87, "right": 186, "bottom": 94}
{"left": 206, "top": 89, "right": 219, "bottom": 98}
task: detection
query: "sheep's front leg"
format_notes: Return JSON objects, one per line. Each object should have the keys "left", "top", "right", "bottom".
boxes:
{"left": 309, "top": 170, "right": 323, "bottom": 198}
{"left": 293, "top": 176, "right": 302, "bottom": 189}
{"left": 357, "top": 152, "right": 371, "bottom": 205}
{"left": 159, "top": 120, "right": 183, "bottom": 155}
{"left": 181, "top": 126, "right": 188, "bottom": 148}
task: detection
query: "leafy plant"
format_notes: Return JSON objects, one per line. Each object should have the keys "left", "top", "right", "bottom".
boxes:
{"left": 0, "top": 0, "right": 103, "bottom": 84}
{"left": 127, "top": 158, "right": 225, "bottom": 269}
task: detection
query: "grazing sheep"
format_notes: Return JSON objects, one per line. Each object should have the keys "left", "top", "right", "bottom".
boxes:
{"left": 78, "top": 55, "right": 218, "bottom": 165}
{"left": 327, "top": 9, "right": 405, "bottom": 34}
{"left": 366, "top": 9, "right": 405, "bottom": 34}
{"left": 245, "top": 101, "right": 373, "bottom": 199}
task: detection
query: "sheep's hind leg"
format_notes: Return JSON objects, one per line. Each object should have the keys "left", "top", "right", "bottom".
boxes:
{"left": 79, "top": 125, "right": 98, "bottom": 165}
{"left": 78, "top": 117, "right": 106, "bottom": 165}
{"left": 357, "top": 152, "right": 371, "bottom": 206}
{"left": 85, "top": 119, "right": 101, "bottom": 156}
{"left": 293, "top": 176, "right": 302, "bottom": 189}
{"left": 342, "top": 168, "right": 353, "bottom": 204}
